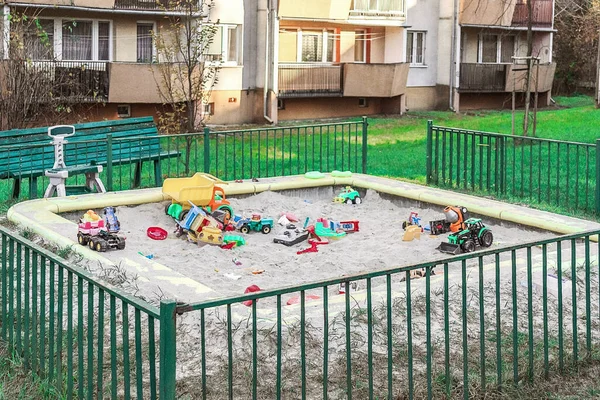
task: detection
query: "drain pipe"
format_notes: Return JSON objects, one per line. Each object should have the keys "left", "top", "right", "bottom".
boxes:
{"left": 449, "top": 0, "right": 459, "bottom": 111}
{"left": 263, "top": 0, "right": 274, "bottom": 124}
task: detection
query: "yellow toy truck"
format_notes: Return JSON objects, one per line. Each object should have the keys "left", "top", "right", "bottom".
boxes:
{"left": 163, "top": 173, "right": 233, "bottom": 222}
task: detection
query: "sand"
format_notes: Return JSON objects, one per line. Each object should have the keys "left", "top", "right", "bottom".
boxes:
{"left": 61, "top": 188, "right": 556, "bottom": 301}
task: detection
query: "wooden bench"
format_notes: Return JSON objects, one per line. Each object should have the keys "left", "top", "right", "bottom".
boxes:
{"left": 0, "top": 117, "right": 180, "bottom": 198}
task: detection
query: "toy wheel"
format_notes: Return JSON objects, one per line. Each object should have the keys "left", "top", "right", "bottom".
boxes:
{"left": 402, "top": 221, "right": 408, "bottom": 230}
{"left": 261, "top": 225, "right": 271, "bottom": 234}
{"left": 345, "top": 198, "right": 353, "bottom": 205}
{"left": 353, "top": 197, "right": 362, "bottom": 205}
{"left": 95, "top": 240, "right": 104, "bottom": 252}
{"left": 117, "top": 238, "right": 126, "bottom": 250}
{"left": 219, "top": 208, "right": 232, "bottom": 225}
{"left": 165, "top": 203, "right": 171, "bottom": 215}
{"left": 479, "top": 230, "right": 494, "bottom": 247}
{"left": 179, "top": 210, "right": 189, "bottom": 222}
{"left": 77, "top": 233, "right": 87, "bottom": 246}
{"left": 461, "top": 240, "right": 476, "bottom": 253}
{"left": 240, "top": 225, "right": 250, "bottom": 234}
{"left": 89, "top": 239, "right": 96, "bottom": 250}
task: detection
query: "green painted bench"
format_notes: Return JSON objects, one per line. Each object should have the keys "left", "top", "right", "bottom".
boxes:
{"left": 0, "top": 117, "right": 180, "bottom": 198}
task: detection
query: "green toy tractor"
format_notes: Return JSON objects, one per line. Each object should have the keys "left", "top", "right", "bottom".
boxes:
{"left": 333, "top": 186, "right": 362, "bottom": 204}
{"left": 437, "top": 218, "right": 493, "bottom": 254}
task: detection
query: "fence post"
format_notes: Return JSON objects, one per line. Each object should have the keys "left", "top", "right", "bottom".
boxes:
{"left": 361, "top": 116, "right": 368, "bottom": 174}
{"left": 426, "top": 120, "right": 433, "bottom": 185}
{"left": 596, "top": 140, "right": 600, "bottom": 215}
{"left": 159, "top": 300, "right": 177, "bottom": 400}
{"left": 106, "top": 133, "right": 113, "bottom": 192}
{"left": 203, "top": 127, "right": 210, "bottom": 174}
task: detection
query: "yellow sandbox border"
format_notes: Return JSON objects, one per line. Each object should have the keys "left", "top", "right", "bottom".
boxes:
{"left": 7, "top": 173, "right": 600, "bottom": 302}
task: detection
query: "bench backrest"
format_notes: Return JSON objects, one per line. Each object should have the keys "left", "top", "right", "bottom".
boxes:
{"left": 0, "top": 117, "right": 163, "bottom": 178}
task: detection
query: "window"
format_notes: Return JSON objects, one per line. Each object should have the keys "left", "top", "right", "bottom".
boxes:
{"left": 299, "top": 30, "right": 335, "bottom": 63}
{"left": 117, "top": 105, "right": 131, "bottom": 118}
{"left": 479, "top": 34, "right": 515, "bottom": 63}
{"left": 358, "top": 98, "right": 368, "bottom": 108}
{"left": 354, "top": 30, "right": 365, "bottom": 62}
{"left": 206, "top": 25, "right": 239, "bottom": 64}
{"left": 203, "top": 102, "right": 214, "bottom": 116}
{"left": 137, "top": 23, "right": 154, "bottom": 63}
{"left": 25, "top": 19, "right": 54, "bottom": 60}
{"left": 59, "top": 19, "right": 111, "bottom": 61}
{"left": 407, "top": 31, "right": 425, "bottom": 65}
{"left": 277, "top": 99, "right": 285, "bottom": 110}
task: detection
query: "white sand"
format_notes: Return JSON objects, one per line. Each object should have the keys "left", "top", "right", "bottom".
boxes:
{"left": 61, "top": 189, "right": 556, "bottom": 301}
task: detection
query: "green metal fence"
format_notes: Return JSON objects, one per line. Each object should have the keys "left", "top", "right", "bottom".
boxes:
{"left": 425, "top": 121, "right": 598, "bottom": 215}
{"left": 1, "top": 217, "right": 600, "bottom": 399}
{"left": 174, "top": 229, "right": 600, "bottom": 399}
{"left": 0, "top": 226, "right": 177, "bottom": 399}
{"left": 0, "top": 118, "right": 368, "bottom": 199}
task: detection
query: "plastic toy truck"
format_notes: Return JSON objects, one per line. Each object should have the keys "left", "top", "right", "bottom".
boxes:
{"left": 163, "top": 173, "right": 233, "bottom": 222}
{"left": 175, "top": 201, "right": 224, "bottom": 245}
{"left": 77, "top": 210, "right": 125, "bottom": 252}
{"left": 437, "top": 218, "right": 493, "bottom": 254}
{"left": 333, "top": 186, "right": 362, "bottom": 204}
{"left": 239, "top": 214, "right": 273, "bottom": 234}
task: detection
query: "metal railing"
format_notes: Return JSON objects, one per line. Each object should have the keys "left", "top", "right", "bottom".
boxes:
{"left": 425, "top": 121, "right": 599, "bottom": 216}
{"left": 459, "top": 63, "right": 507, "bottom": 92}
{"left": 512, "top": 0, "right": 554, "bottom": 27}
{"left": 114, "top": 0, "right": 194, "bottom": 11}
{"left": 0, "top": 226, "right": 177, "bottom": 399}
{"left": 278, "top": 63, "right": 343, "bottom": 98}
{"left": 351, "top": 0, "right": 406, "bottom": 17}
{"left": 174, "top": 229, "right": 600, "bottom": 398}
{"left": 0, "top": 119, "right": 368, "bottom": 199}
{"left": 26, "top": 60, "right": 108, "bottom": 102}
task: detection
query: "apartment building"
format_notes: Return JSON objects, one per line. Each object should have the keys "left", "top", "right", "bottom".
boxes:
{"left": 0, "top": 0, "right": 557, "bottom": 127}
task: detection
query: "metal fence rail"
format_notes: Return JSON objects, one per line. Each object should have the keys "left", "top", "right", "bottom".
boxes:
{"left": 0, "top": 119, "right": 368, "bottom": 198}
{"left": 425, "top": 121, "right": 598, "bottom": 216}
{"left": 0, "top": 226, "right": 177, "bottom": 399}
{"left": 175, "top": 229, "right": 600, "bottom": 399}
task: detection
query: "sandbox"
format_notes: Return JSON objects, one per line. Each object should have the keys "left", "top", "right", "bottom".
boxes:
{"left": 7, "top": 173, "right": 600, "bottom": 304}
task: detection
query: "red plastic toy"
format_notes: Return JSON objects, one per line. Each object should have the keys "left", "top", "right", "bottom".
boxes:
{"left": 242, "top": 285, "right": 261, "bottom": 307}
{"left": 147, "top": 227, "right": 168, "bottom": 240}
{"left": 296, "top": 239, "right": 328, "bottom": 255}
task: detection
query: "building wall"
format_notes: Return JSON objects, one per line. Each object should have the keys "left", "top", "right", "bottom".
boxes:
{"left": 278, "top": 97, "right": 384, "bottom": 120}
{"left": 405, "top": 0, "right": 439, "bottom": 87}
{"left": 405, "top": 86, "right": 449, "bottom": 110}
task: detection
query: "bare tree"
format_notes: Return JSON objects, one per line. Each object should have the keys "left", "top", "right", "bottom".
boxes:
{"left": 153, "top": 0, "right": 221, "bottom": 174}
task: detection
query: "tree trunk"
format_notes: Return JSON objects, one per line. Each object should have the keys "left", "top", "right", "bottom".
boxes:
{"left": 522, "top": 0, "right": 534, "bottom": 136}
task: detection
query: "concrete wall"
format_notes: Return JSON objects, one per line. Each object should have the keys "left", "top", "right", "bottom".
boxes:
{"left": 370, "top": 27, "right": 385, "bottom": 63}
{"left": 459, "top": 91, "right": 551, "bottom": 109}
{"left": 459, "top": 0, "right": 517, "bottom": 26}
{"left": 343, "top": 63, "right": 408, "bottom": 97}
{"left": 278, "top": 0, "right": 351, "bottom": 20}
{"left": 405, "top": 0, "right": 439, "bottom": 87}
{"left": 436, "top": 0, "right": 453, "bottom": 88}
{"left": 405, "top": 85, "right": 449, "bottom": 110}
{"left": 383, "top": 26, "right": 404, "bottom": 63}
{"left": 278, "top": 28, "right": 297, "bottom": 62}
{"left": 278, "top": 96, "right": 383, "bottom": 120}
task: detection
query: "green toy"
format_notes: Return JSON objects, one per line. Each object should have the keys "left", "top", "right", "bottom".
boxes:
{"left": 314, "top": 222, "right": 346, "bottom": 238}
{"left": 239, "top": 215, "right": 274, "bottom": 234}
{"left": 437, "top": 218, "right": 493, "bottom": 254}
{"left": 223, "top": 235, "right": 246, "bottom": 246}
{"left": 333, "top": 186, "right": 362, "bottom": 204}
{"left": 305, "top": 171, "right": 325, "bottom": 179}
{"left": 331, "top": 170, "right": 352, "bottom": 177}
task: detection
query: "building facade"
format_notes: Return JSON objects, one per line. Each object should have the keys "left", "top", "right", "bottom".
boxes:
{"left": 0, "top": 0, "right": 557, "bottom": 126}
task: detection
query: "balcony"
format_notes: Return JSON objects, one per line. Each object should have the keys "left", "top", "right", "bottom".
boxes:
{"left": 512, "top": 0, "right": 553, "bottom": 27}
{"left": 278, "top": 64, "right": 344, "bottom": 98}
{"left": 278, "top": 62, "right": 408, "bottom": 98}
{"left": 278, "top": 0, "right": 352, "bottom": 20}
{"left": 114, "top": 0, "right": 195, "bottom": 11}
{"left": 350, "top": 0, "right": 405, "bottom": 18}
{"left": 24, "top": 60, "right": 108, "bottom": 102}
{"left": 459, "top": 62, "right": 556, "bottom": 93}
{"left": 459, "top": 63, "right": 507, "bottom": 92}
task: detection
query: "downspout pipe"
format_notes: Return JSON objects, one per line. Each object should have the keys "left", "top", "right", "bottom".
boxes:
{"left": 263, "top": 0, "right": 274, "bottom": 124}
{"left": 449, "top": 0, "right": 458, "bottom": 111}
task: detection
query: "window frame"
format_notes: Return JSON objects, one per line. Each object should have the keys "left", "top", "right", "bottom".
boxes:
{"left": 295, "top": 28, "right": 336, "bottom": 63}
{"left": 204, "top": 23, "right": 241, "bottom": 66}
{"left": 136, "top": 20, "right": 156, "bottom": 63}
{"left": 406, "top": 30, "right": 426, "bottom": 67}
{"left": 477, "top": 33, "right": 516, "bottom": 64}
{"left": 59, "top": 18, "right": 113, "bottom": 62}
{"left": 354, "top": 29, "right": 366, "bottom": 63}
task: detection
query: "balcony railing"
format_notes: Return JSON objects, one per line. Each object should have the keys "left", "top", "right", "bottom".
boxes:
{"left": 278, "top": 63, "right": 343, "bottom": 98}
{"left": 114, "top": 0, "right": 196, "bottom": 11}
{"left": 350, "top": 0, "right": 405, "bottom": 17}
{"left": 459, "top": 63, "right": 507, "bottom": 92}
{"left": 512, "top": 0, "right": 553, "bottom": 27}
{"left": 25, "top": 60, "right": 108, "bottom": 102}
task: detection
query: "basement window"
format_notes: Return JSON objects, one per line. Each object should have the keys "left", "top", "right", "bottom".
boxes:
{"left": 277, "top": 99, "right": 285, "bottom": 110}
{"left": 358, "top": 98, "right": 368, "bottom": 108}
{"left": 117, "top": 105, "right": 131, "bottom": 118}
{"left": 203, "top": 102, "right": 214, "bottom": 116}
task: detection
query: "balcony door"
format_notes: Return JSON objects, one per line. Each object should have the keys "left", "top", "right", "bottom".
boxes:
{"left": 478, "top": 34, "right": 515, "bottom": 64}
{"left": 137, "top": 23, "right": 154, "bottom": 63}
{"left": 299, "top": 30, "right": 335, "bottom": 63}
